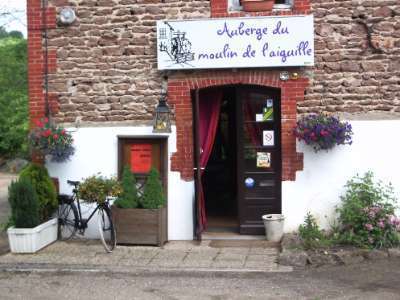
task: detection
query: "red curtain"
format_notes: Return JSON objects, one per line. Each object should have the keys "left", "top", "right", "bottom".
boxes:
{"left": 197, "top": 89, "right": 223, "bottom": 234}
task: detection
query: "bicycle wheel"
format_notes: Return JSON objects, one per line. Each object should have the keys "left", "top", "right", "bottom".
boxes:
{"left": 98, "top": 206, "right": 116, "bottom": 253}
{"left": 58, "top": 197, "right": 78, "bottom": 240}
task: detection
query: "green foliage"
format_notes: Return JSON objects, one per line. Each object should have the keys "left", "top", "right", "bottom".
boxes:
{"left": 0, "top": 29, "right": 28, "bottom": 159}
{"left": 336, "top": 171, "right": 399, "bottom": 249}
{"left": 141, "top": 168, "right": 165, "bottom": 209}
{"left": 78, "top": 174, "right": 122, "bottom": 204}
{"left": 19, "top": 163, "right": 57, "bottom": 222}
{"left": 299, "top": 212, "right": 330, "bottom": 250}
{"left": 8, "top": 177, "right": 40, "bottom": 228}
{"left": 114, "top": 166, "right": 139, "bottom": 209}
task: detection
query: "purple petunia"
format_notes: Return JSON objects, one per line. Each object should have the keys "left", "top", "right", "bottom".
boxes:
{"left": 293, "top": 113, "right": 353, "bottom": 152}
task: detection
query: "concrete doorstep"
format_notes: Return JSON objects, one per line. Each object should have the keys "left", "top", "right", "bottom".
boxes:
{"left": 0, "top": 240, "right": 292, "bottom": 276}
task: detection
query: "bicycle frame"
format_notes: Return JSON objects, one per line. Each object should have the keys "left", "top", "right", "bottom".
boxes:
{"left": 60, "top": 180, "right": 116, "bottom": 252}
{"left": 72, "top": 186, "right": 109, "bottom": 232}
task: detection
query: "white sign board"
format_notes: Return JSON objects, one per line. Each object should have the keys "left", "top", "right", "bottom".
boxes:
{"left": 157, "top": 15, "right": 314, "bottom": 70}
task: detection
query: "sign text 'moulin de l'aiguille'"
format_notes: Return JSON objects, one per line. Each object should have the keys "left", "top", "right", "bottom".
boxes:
{"left": 157, "top": 15, "right": 314, "bottom": 70}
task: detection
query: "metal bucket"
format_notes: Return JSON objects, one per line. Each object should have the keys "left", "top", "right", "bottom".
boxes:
{"left": 262, "top": 214, "right": 285, "bottom": 242}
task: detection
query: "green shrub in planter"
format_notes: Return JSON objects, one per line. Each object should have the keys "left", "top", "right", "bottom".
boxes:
{"left": 141, "top": 168, "right": 165, "bottom": 209}
{"left": 8, "top": 177, "right": 40, "bottom": 228}
{"left": 114, "top": 166, "right": 139, "bottom": 209}
{"left": 19, "top": 163, "right": 57, "bottom": 222}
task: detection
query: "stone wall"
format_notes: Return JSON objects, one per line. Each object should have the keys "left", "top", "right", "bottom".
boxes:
{"left": 302, "top": 0, "right": 400, "bottom": 116}
{"left": 47, "top": 0, "right": 210, "bottom": 124}
{"left": 43, "top": 0, "right": 400, "bottom": 124}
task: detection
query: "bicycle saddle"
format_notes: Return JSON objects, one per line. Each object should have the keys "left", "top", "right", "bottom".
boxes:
{"left": 67, "top": 180, "right": 80, "bottom": 187}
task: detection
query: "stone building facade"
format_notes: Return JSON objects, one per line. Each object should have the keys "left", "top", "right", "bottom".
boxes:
{"left": 27, "top": 0, "right": 400, "bottom": 240}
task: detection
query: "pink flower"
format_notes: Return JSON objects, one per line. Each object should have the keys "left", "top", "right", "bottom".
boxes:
{"left": 320, "top": 130, "right": 329, "bottom": 137}
{"left": 377, "top": 221, "right": 385, "bottom": 229}
{"left": 388, "top": 215, "right": 400, "bottom": 226}
{"left": 365, "top": 223, "right": 373, "bottom": 231}
{"left": 371, "top": 206, "right": 381, "bottom": 214}
{"left": 35, "top": 120, "right": 43, "bottom": 128}
{"left": 42, "top": 129, "right": 52, "bottom": 137}
{"left": 61, "top": 129, "right": 66, "bottom": 135}
{"left": 53, "top": 134, "right": 59, "bottom": 140}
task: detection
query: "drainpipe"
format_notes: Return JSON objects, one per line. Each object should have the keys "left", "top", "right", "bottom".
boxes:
{"left": 41, "top": 0, "right": 50, "bottom": 119}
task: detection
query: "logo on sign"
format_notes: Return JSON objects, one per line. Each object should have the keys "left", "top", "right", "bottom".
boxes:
{"left": 158, "top": 21, "right": 195, "bottom": 67}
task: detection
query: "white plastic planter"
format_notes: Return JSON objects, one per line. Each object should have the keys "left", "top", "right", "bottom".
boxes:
{"left": 7, "top": 218, "right": 58, "bottom": 253}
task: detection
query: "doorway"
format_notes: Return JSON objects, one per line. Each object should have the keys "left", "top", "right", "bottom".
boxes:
{"left": 193, "top": 85, "right": 282, "bottom": 237}
{"left": 202, "top": 88, "right": 238, "bottom": 234}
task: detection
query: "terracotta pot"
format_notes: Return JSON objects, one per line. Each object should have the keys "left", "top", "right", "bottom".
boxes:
{"left": 241, "top": 0, "right": 275, "bottom": 12}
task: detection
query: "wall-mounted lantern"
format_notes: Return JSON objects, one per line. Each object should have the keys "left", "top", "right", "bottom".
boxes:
{"left": 153, "top": 94, "right": 171, "bottom": 133}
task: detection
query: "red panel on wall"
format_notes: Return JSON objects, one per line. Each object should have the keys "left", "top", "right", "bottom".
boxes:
{"left": 131, "top": 144, "right": 152, "bottom": 173}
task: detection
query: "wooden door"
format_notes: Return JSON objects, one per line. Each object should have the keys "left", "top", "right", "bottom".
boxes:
{"left": 236, "top": 86, "right": 282, "bottom": 235}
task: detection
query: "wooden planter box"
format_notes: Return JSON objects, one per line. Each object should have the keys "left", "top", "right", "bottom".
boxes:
{"left": 111, "top": 206, "right": 167, "bottom": 246}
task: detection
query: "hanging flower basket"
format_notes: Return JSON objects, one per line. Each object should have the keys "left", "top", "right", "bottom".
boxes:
{"left": 293, "top": 113, "right": 353, "bottom": 152}
{"left": 29, "top": 118, "right": 75, "bottom": 163}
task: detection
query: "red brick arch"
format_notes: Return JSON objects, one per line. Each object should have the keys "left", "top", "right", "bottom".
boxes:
{"left": 168, "top": 70, "right": 307, "bottom": 181}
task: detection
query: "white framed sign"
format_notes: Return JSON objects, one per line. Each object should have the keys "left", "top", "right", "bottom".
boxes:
{"left": 263, "top": 130, "right": 274, "bottom": 146}
{"left": 157, "top": 15, "right": 314, "bottom": 70}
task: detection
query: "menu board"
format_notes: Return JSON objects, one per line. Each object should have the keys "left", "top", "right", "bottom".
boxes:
{"left": 130, "top": 144, "right": 152, "bottom": 173}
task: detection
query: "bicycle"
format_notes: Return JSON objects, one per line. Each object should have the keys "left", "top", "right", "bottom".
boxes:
{"left": 57, "top": 180, "right": 116, "bottom": 253}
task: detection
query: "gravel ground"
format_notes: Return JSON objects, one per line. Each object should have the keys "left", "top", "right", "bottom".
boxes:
{"left": 0, "top": 259, "right": 400, "bottom": 299}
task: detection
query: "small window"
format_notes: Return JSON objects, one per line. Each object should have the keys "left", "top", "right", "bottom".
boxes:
{"left": 228, "top": 0, "right": 293, "bottom": 12}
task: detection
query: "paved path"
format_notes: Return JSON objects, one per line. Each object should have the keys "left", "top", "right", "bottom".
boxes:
{"left": 0, "top": 172, "right": 289, "bottom": 274}
{"left": 0, "top": 240, "right": 291, "bottom": 274}
{"left": 0, "top": 173, "right": 17, "bottom": 254}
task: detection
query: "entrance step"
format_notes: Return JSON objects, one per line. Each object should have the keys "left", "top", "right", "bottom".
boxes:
{"left": 201, "top": 232, "right": 280, "bottom": 247}
{"left": 202, "top": 231, "right": 267, "bottom": 241}
{"left": 207, "top": 239, "right": 279, "bottom": 249}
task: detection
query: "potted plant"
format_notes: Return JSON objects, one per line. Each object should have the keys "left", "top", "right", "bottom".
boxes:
{"left": 29, "top": 117, "right": 75, "bottom": 163}
{"left": 78, "top": 174, "right": 121, "bottom": 204}
{"left": 241, "top": 0, "right": 275, "bottom": 12}
{"left": 112, "top": 166, "right": 167, "bottom": 246}
{"left": 7, "top": 164, "right": 59, "bottom": 253}
{"left": 293, "top": 113, "right": 353, "bottom": 152}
